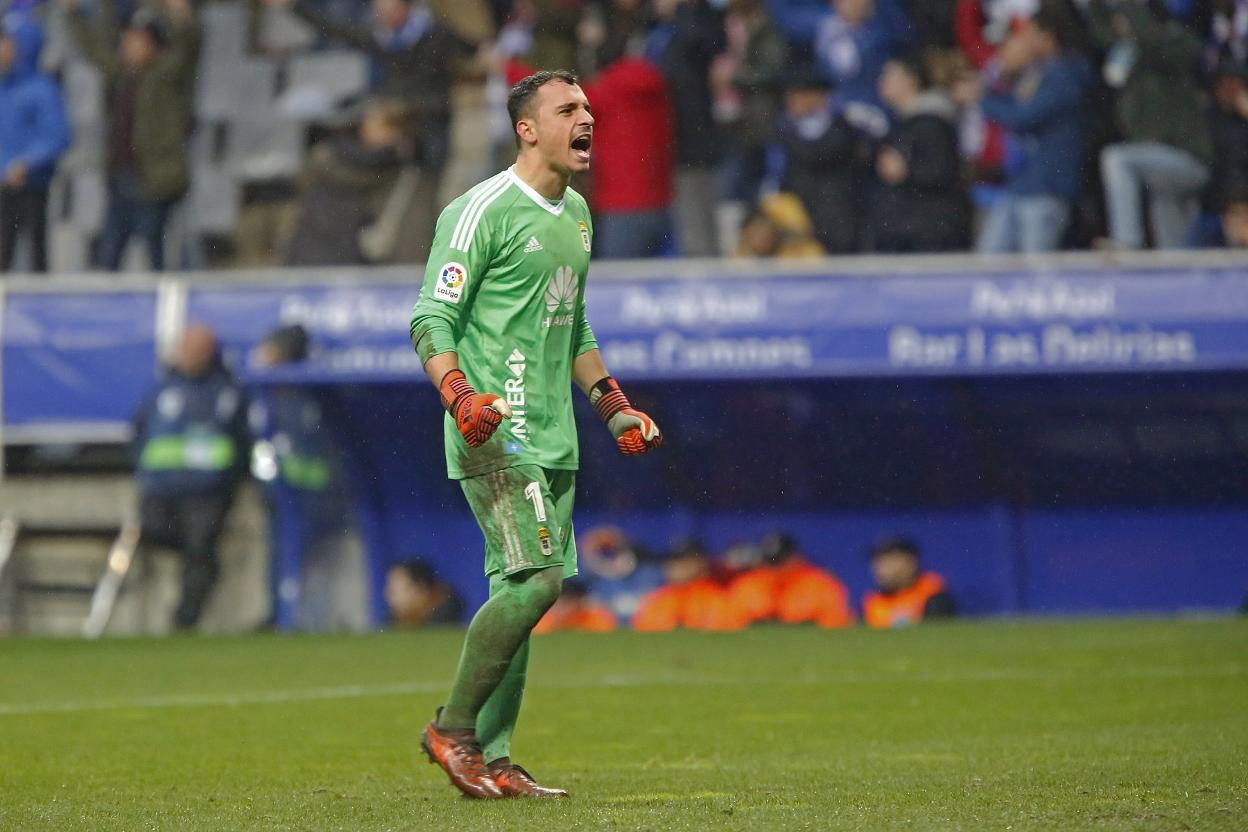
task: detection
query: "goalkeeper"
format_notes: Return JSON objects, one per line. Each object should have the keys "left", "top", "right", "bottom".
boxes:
{"left": 409, "top": 70, "right": 662, "bottom": 800}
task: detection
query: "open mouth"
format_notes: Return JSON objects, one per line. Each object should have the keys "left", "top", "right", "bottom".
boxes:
{"left": 570, "top": 133, "right": 592, "bottom": 161}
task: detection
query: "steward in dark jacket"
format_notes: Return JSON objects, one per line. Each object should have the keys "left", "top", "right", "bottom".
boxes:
{"left": 132, "top": 325, "right": 251, "bottom": 630}
{"left": 871, "top": 55, "right": 969, "bottom": 252}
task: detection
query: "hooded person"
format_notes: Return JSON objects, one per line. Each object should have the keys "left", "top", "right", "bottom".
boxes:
{"left": 0, "top": 14, "right": 71, "bottom": 273}
{"left": 871, "top": 53, "right": 971, "bottom": 252}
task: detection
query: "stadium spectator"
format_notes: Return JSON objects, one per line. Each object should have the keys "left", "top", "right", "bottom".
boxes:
{"left": 727, "top": 533, "right": 854, "bottom": 627}
{"left": 862, "top": 535, "right": 956, "bottom": 627}
{"left": 283, "top": 99, "right": 414, "bottom": 266}
{"left": 576, "top": 525, "right": 664, "bottom": 621}
{"left": 1208, "top": 61, "right": 1248, "bottom": 205}
{"left": 870, "top": 53, "right": 970, "bottom": 252}
{"left": 131, "top": 324, "right": 251, "bottom": 630}
{"left": 651, "top": 0, "right": 726, "bottom": 257}
{"left": 64, "top": 0, "right": 199, "bottom": 272}
{"left": 633, "top": 540, "right": 748, "bottom": 631}
{"left": 250, "top": 325, "right": 369, "bottom": 632}
{"left": 0, "top": 14, "right": 71, "bottom": 274}
{"left": 1087, "top": 0, "right": 1213, "bottom": 250}
{"left": 734, "top": 192, "right": 826, "bottom": 256}
{"left": 528, "top": 0, "right": 583, "bottom": 71}
{"left": 534, "top": 579, "right": 617, "bottom": 632}
{"left": 776, "top": 61, "right": 861, "bottom": 253}
{"left": 954, "top": 0, "right": 1038, "bottom": 69}
{"left": 812, "top": 0, "right": 912, "bottom": 133}
{"left": 580, "top": 55, "right": 674, "bottom": 258}
{"left": 1203, "top": 0, "right": 1248, "bottom": 75}
{"left": 266, "top": 0, "right": 483, "bottom": 256}
{"left": 717, "top": 0, "right": 788, "bottom": 203}
{"left": 386, "top": 559, "right": 466, "bottom": 627}
{"left": 963, "top": 8, "right": 1091, "bottom": 253}
{"left": 1190, "top": 179, "right": 1248, "bottom": 248}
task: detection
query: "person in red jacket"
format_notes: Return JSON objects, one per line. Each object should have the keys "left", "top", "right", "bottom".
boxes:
{"left": 577, "top": 52, "right": 674, "bottom": 258}
{"left": 862, "top": 535, "right": 957, "bottom": 628}
{"left": 633, "top": 540, "right": 747, "bottom": 631}
{"left": 728, "top": 533, "right": 855, "bottom": 628}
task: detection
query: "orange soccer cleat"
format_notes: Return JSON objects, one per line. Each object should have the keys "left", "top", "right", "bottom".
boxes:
{"left": 487, "top": 760, "right": 569, "bottom": 798}
{"left": 420, "top": 715, "right": 502, "bottom": 799}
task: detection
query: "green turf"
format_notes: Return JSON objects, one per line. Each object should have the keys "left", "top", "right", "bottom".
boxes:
{"left": 1, "top": 618, "right": 1244, "bottom": 831}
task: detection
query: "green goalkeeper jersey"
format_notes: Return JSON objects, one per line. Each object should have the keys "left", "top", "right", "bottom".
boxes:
{"left": 410, "top": 167, "right": 598, "bottom": 480}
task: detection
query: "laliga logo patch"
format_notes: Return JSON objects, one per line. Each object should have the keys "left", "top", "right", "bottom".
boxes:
{"left": 435, "top": 262, "right": 467, "bottom": 304}
{"left": 578, "top": 220, "right": 591, "bottom": 253}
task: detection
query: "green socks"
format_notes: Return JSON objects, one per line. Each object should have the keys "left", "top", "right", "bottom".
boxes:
{"left": 436, "top": 567, "right": 561, "bottom": 732}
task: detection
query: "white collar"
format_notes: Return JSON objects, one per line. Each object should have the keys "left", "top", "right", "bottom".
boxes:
{"left": 507, "top": 166, "right": 565, "bottom": 216}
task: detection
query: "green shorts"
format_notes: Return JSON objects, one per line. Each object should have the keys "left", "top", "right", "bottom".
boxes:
{"left": 460, "top": 465, "right": 578, "bottom": 579}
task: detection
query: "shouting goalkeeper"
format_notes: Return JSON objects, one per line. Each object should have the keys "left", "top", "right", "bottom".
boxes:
{"left": 409, "top": 70, "right": 662, "bottom": 799}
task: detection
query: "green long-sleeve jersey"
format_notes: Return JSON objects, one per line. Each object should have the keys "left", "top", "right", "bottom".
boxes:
{"left": 410, "top": 167, "right": 598, "bottom": 480}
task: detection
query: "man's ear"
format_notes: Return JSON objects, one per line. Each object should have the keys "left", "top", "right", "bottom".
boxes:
{"left": 516, "top": 117, "right": 537, "bottom": 147}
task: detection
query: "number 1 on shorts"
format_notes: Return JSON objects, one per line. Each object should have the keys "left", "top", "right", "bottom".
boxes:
{"left": 524, "top": 481, "right": 547, "bottom": 522}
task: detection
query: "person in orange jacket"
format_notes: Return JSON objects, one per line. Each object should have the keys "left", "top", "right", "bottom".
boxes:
{"left": 534, "top": 580, "right": 617, "bottom": 634}
{"left": 862, "top": 535, "right": 957, "bottom": 628}
{"left": 632, "top": 540, "right": 748, "bottom": 632}
{"left": 728, "top": 533, "right": 855, "bottom": 628}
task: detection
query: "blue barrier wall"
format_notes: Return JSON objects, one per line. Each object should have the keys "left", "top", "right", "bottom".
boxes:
{"left": 4, "top": 257, "right": 1247, "bottom": 619}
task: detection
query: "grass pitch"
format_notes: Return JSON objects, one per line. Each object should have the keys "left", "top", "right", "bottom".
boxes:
{"left": 1, "top": 618, "right": 1244, "bottom": 831}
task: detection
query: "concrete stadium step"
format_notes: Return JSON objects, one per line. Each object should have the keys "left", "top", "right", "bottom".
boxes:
{"left": 6, "top": 526, "right": 119, "bottom": 637}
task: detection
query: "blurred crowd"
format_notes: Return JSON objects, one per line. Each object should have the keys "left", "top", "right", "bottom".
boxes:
{"left": 531, "top": 527, "right": 956, "bottom": 632}
{"left": 2, "top": 0, "right": 1247, "bottom": 273}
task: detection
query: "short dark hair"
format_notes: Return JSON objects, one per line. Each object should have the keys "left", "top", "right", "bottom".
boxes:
{"left": 507, "top": 69, "right": 580, "bottom": 148}
{"left": 392, "top": 559, "right": 438, "bottom": 587}
{"left": 869, "top": 535, "right": 921, "bottom": 561}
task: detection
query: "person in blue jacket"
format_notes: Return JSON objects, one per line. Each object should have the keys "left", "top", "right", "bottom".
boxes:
{"left": 812, "top": 0, "right": 912, "bottom": 133}
{"left": 249, "top": 325, "right": 368, "bottom": 633}
{"left": 965, "top": 7, "right": 1092, "bottom": 253}
{"left": 132, "top": 324, "right": 251, "bottom": 630}
{"left": 0, "top": 13, "right": 71, "bottom": 273}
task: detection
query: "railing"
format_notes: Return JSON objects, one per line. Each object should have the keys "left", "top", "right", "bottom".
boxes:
{"left": 0, "top": 512, "right": 18, "bottom": 633}
{"left": 81, "top": 519, "right": 142, "bottom": 640}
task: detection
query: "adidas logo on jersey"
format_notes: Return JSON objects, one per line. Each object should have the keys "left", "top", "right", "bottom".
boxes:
{"left": 524, "top": 236, "right": 544, "bottom": 253}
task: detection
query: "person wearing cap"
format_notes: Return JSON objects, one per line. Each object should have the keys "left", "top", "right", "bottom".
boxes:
{"left": 862, "top": 535, "right": 956, "bottom": 628}
{"left": 775, "top": 57, "right": 862, "bottom": 254}
{"left": 0, "top": 13, "right": 71, "bottom": 273}
{"left": 132, "top": 324, "right": 251, "bottom": 630}
{"left": 727, "top": 533, "right": 855, "bottom": 628}
{"left": 632, "top": 540, "right": 747, "bottom": 632}
{"left": 533, "top": 579, "right": 617, "bottom": 634}
{"left": 250, "top": 325, "right": 369, "bottom": 632}
{"left": 63, "top": 0, "right": 199, "bottom": 271}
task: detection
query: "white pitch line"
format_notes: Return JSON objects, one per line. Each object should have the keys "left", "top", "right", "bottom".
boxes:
{"left": 0, "top": 664, "right": 1240, "bottom": 718}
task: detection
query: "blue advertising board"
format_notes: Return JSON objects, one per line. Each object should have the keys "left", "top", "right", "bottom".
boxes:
{"left": 180, "top": 266, "right": 1248, "bottom": 384}
{"left": 2, "top": 290, "right": 157, "bottom": 431}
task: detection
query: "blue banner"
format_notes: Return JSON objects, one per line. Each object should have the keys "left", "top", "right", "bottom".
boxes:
{"left": 5, "top": 265, "right": 1248, "bottom": 434}
{"left": 2, "top": 290, "right": 157, "bottom": 430}
{"left": 185, "top": 266, "right": 1248, "bottom": 383}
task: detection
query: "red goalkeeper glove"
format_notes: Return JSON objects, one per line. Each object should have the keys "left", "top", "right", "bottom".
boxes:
{"left": 439, "top": 369, "right": 511, "bottom": 448}
{"left": 590, "top": 376, "right": 662, "bottom": 456}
